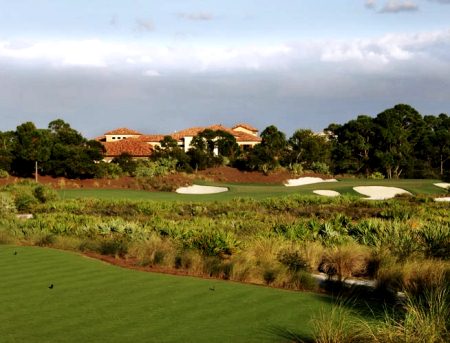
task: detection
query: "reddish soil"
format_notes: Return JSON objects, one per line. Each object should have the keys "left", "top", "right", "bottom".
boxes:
{"left": 84, "top": 252, "right": 201, "bottom": 277}
{"left": 196, "top": 166, "right": 293, "bottom": 184}
{"left": 0, "top": 166, "right": 330, "bottom": 190}
{"left": 0, "top": 173, "right": 193, "bottom": 191}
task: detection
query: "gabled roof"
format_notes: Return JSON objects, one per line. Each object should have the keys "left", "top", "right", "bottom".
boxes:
{"left": 102, "top": 140, "right": 152, "bottom": 157}
{"left": 172, "top": 124, "right": 261, "bottom": 142}
{"left": 231, "top": 131, "right": 262, "bottom": 142}
{"left": 104, "top": 128, "right": 143, "bottom": 136}
{"left": 232, "top": 123, "right": 259, "bottom": 132}
{"left": 137, "top": 134, "right": 182, "bottom": 143}
{"left": 172, "top": 125, "right": 228, "bottom": 137}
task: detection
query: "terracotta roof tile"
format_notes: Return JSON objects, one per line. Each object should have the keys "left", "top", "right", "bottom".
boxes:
{"left": 102, "top": 140, "right": 152, "bottom": 157}
{"left": 104, "top": 128, "right": 143, "bottom": 135}
{"left": 172, "top": 124, "right": 261, "bottom": 142}
{"left": 137, "top": 135, "right": 182, "bottom": 143}
{"left": 232, "top": 123, "right": 259, "bottom": 132}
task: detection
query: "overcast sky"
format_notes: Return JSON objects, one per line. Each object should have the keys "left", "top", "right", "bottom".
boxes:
{"left": 0, "top": 0, "right": 449, "bottom": 137}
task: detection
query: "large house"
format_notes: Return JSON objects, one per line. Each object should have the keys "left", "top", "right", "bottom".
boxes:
{"left": 97, "top": 123, "right": 261, "bottom": 161}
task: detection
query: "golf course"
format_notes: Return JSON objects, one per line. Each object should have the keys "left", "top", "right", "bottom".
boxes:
{"left": 57, "top": 178, "right": 448, "bottom": 202}
{"left": 0, "top": 245, "right": 336, "bottom": 343}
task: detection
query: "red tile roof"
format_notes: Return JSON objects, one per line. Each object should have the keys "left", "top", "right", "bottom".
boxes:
{"left": 137, "top": 135, "right": 182, "bottom": 143}
{"left": 172, "top": 125, "right": 261, "bottom": 142}
{"left": 102, "top": 140, "right": 152, "bottom": 157}
{"left": 104, "top": 128, "right": 143, "bottom": 136}
{"left": 232, "top": 123, "right": 259, "bottom": 132}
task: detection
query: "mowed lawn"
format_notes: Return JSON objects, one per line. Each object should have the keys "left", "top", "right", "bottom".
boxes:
{"left": 58, "top": 178, "right": 446, "bottom": 202}
{"left": 0, "top": 245, "right": 334, "bottom": 343}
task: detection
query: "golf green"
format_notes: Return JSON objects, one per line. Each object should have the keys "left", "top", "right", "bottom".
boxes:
{"left": 0, "top": 245, "right": 333, "bottom": 343}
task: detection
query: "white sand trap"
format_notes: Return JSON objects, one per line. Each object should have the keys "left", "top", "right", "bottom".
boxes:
{"left": 285, "top": 177, "right": 338, "bottom": 187}
{"left": 353, "top": 186, "right": 411, "bottom": 200}
{"left": 176, "top": 185, "right": 228, "bottom": 194}
{"left": 434, "top": 183, "right": 450, "bottom": 190}
{"left": 435, "top": 197, "right": 450, "bottom": 202}
{"left": 313, "top": 190, "right": 340, "bottom": 197}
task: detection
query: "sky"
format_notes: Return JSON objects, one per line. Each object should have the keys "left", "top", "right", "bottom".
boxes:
{"left": 0, "top": 0, "right": 449, "bottom": 137}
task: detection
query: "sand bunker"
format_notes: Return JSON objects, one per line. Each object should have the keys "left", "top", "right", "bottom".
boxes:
{"left": 176, "top": 185, "right": 228, "bottom": 194}
{"left": 313, "top": 190, "right": 340, "bottom": 197}
{"left": 285, "top": 177, "right": 338, "bottom": 187}
{"left": 435, "top": 197, "right": 450, "bottom": 202}
{"left": 353, "top": 186, "right": 411, "bottom": 200}
{"left": 434, "top": 183, "right": 450, "bottom": 190}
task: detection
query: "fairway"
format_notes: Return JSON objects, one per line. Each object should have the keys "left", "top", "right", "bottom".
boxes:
{"left": 0, "top": 245, "right": 333, "bottom": 343}
{"left": 58, "top": 178, "right": 446, "bottom": 202}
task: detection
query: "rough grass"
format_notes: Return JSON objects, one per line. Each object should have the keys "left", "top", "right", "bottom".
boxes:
{"left": 57, "top": 178, "right": 445, "bottom": 202}
{"left": 0, "top": 245, "right": 341, "bottom": 343}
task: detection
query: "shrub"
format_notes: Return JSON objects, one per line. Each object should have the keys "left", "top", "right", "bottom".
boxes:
{"left": 33, "top": 185, "right": 59, "bottom": 203}
{"left": 190, "top": 230, "right": 240, "bottom": 258}
{"left": 263, "top": 268, "right": 278, "bottom": 285}
{"left": 420, "top": 225, "right": 450, "bottom": 259}
{"left": 203, "top": 257, "right": 233, "bottom": 279}
{"left": 288, "top": 163, "right": 304, "bottom": 176}
{"left": 368, "top": 171, "right": 385, "bottom": 179}
{"left": 319, "top": 244, "right": 369, "bottom": 281}
{"left": 134, "top": 158, "right": 177, "bottom": 178}
{"left": 310, "top": 161, "right": 330, "bottom": 175}
{"left": 33, "top": 233, "right": 56, "bottom": 247}
{"left": 373, "top": 284, "right": 450, "bottom": 343}
{"left": 14, "top": 191, "right": 38, "bottom": 212}
{"left": 311, "top": 301, "right": 368, "bottom": 343}
{"left": 95, "top": 161, "right": 123, "bottom": 179}
{"left": 99, "top": 237, "right": 128, "bottom": 257}
{"left": 278, "top": 249, "right": 309, "bottom": 272}
{"left": 0, "top": 192, "right": 17, "bottom": 216}
{"left": 0, "top": 169, "right": 9, "bottom": 178}
{"left": 288, "top": 271, "right": 317, "bottom": 291}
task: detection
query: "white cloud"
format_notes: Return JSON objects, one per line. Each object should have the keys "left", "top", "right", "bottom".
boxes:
{"left": 135, "top": 18, "right": 155, "bottom": 32}
{"left": 380, "top": 0, "right": 419, "bottom": 13}
{"left": 0, "top": 29, "right": 448, "bottom": 72}
{"left": 143, "top": 69, "right": 160, "bottom": 77}
{"left": 365, "top": 0, "right": 377, "bottom": 9}
{"left": 177, "top": 12, "right": 214, "bottom": 21}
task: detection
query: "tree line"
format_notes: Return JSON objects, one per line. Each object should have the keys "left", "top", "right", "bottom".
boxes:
{"left": 0, "top": 104, "right": 449, "bottom": 180}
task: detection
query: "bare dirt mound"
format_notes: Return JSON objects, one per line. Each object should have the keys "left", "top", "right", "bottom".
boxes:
{"left": 196, "top": 166, "right": 323, "bottom": 184}
{"left": 0, "top": 174, "right": 193, "bottom": 191}
{"left": 0, "top": 167, "right": 330, "bottom": 190}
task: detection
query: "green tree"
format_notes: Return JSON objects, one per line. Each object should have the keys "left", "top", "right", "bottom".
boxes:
{"left": 0, "top": 130, "right": 15, "bottom": 172}
{"left": 286, "top": 129, "right": 331, "bottom": 168}
{"left": 237, "top": 125, "right": 286, "bottom": 173}
{"left": 44, "top": 119, "right": 103, "bottom": 178}
{"left": 373, "top": 104, "right": 423, "bottom": 179}
{"left": 152, "top": 136, "right": 191, "bottom": 171}
{"left": 111, "top": 153, "right": 137, "bottom": 175}
{"left": 326, "top": 116, "right": 375, "bottom": 176}
{"left": 12, "top": 122, "right": 52, "bottom": 177}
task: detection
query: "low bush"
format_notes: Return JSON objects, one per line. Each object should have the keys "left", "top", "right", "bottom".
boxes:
{"left": 33, "top": 185, "right": 59, "bottom": 203}
{"left": 278, "top": 248, "right": 309, "bottom": 272}
{"left": 263, "top": 267, "right": 278, "bottom": 285}
{"left": 98, "top": 237, "right": 129, "bottom": 258}
{"left": 0, "top": 169, "right": 9, "bottom": 178}
{"left": 0, "top": 192, "right": 17, "bottom": 216}
{"left": 95, "top": 161, "right": 123, "bottom": 179}
{"left": 319, "top": 244, "right": 370, "bottom": 281}
{"left": 288, "top": 270, "right": 317, "bottom": 291}
{"left": 203, "top": 256, "right": 233, "bottom": 279}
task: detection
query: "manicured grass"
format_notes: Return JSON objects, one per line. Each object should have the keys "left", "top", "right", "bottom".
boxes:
{"left": 0, "top": 245, "right": 335, "bottom": 343}
{"left": 58, "top": 178, "right": 446, "bottom": 202}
